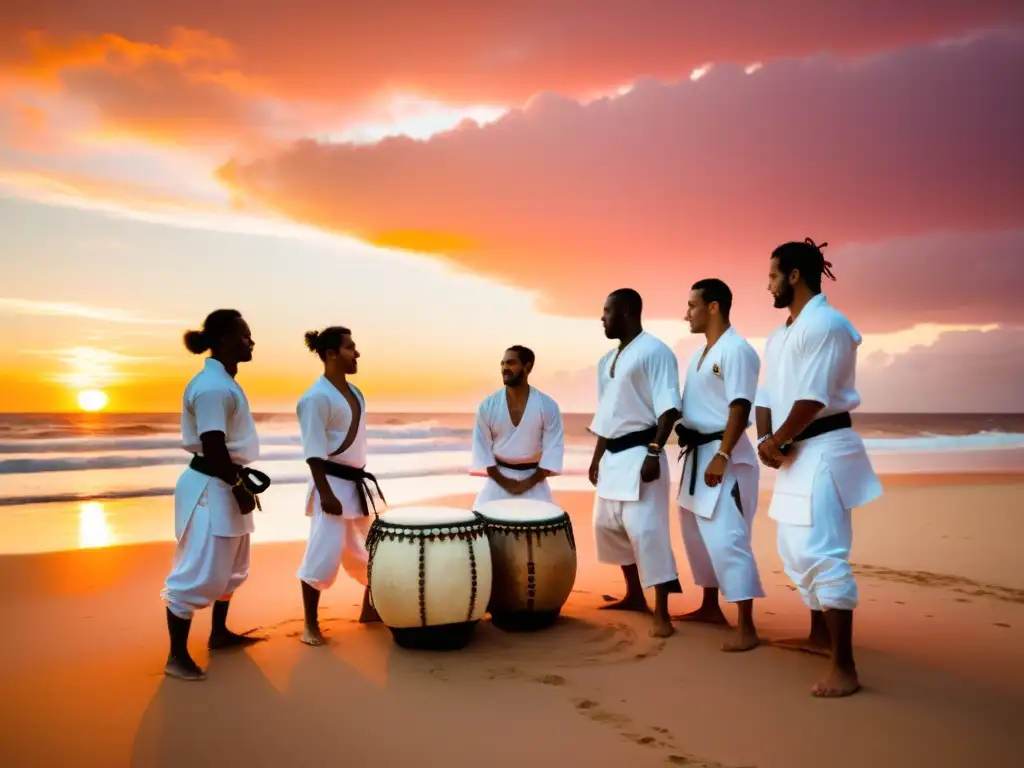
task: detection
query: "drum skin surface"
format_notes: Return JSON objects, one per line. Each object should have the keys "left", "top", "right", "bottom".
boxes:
{"left": 475, "top": 499, "right": 577, "bottom": 632}
{"left": 367, "top": 506, "right": 492, "bottom": 650}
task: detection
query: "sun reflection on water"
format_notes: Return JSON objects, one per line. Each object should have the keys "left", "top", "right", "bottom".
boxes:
{"left": 78, "top": 501, "right": 114, "bottom": 548}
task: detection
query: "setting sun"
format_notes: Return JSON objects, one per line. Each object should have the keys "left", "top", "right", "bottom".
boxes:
{"left": 77, "top": 389, "right": 109, "bottom": 412}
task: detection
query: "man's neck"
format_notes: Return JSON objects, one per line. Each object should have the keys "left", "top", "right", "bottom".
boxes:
{"left": 212, "top": 354, "right": 238, "bottom": 378}
{"left": 787, "top": 288, "right": 818, "bottom": 325}
{"left": 505, "top": 381, "right": 530, "bottom": 400}
{"left": 619, "top": 325, "right": 643, "bottom": 349}
{"left": 325, "top": 369, "right": 348, "bottom": 390}
{"left": 704, "top": 321, "right": 730, "bottom": 348}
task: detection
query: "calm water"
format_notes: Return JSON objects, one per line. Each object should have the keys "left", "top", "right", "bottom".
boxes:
{"left": 1, "top": 412, "right": 1023, "bottom": 508}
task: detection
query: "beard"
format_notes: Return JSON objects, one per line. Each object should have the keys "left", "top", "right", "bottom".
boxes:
{"left": 503, "top": 371, "right": 524, "bottom": 386}
{"left": 773, "top": 283, "right": 795, "bottom": 309}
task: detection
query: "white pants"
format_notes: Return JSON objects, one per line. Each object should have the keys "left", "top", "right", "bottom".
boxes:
{"left": 679, "top": 463, "right": 764, "bottom": 603}
{"left": 162, "top": 500, "right": 250, "bottom": 621}
{"left": 473, "top": 467, "right": 553, "bottom": 507}
{"left": 593, "top": 472, "right": 678, "bottom": 590}
{"left": 776, "top": 462, "right": 857, "bottom": 611}
{"left": 297, "top": 508, "right": 372, "bottom": 591}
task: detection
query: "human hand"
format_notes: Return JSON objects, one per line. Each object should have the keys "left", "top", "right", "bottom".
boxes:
{"left": 757, "top": 435, "right": 786, "bottom": 469}
{"left": 704, "top": 453, "right": 728, "bottom": 487}
{"left": 640, "top": 454, "right": 661, "bottom": 483}
{"left": 588, "top": 460, "right": 600, "bottom": 486}
{"left": 321, "top": 495, "right": 344, "bottom": 516}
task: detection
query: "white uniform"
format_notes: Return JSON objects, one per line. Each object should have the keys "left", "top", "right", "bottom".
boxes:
{"left": 296, "top": 376, "right": 374, "bottom": 591}
{"left": 589, "top": 331, "right": 681, "bottom": 590}
{"left": 757, "top": 293, "right": 882, "bottom": 612}
{"left": 162, "top": 358, "right": 259, "bottom": 621}
{"left": 469, "top": 386, "right": 565, "bottom": 506}
{"left": 677, "top": 328, "right": 765, "bottom": 603}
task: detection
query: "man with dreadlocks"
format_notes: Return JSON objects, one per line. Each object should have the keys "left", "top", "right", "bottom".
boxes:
{"left": 755, "top": 238, "right": 882, "bottom": 698}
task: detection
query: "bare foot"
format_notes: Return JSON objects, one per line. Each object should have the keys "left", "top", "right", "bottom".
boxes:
{"left": 673, "top": 606, "right": 729, "bottom": 625}
{"left": 812, "top": 666, "right": 861, "bottom": 698}
{"left": 300, "top": 626, "right": 326, "bottom": 646}
{"left": 650, "top": 615, "right": 675, "bottom": 638}
{"left": 164, "top": 655, "right": 205, "bottom": 681}
{"left": 769, "top": 635, "right": 830, "bottom": 657}
{"left": 208, "top": 629, "right": 267, "bottom": 650}
{"left": 721, "top": 628, "right": 760, "bottom": 653}
{"left": 600, "top": 594, "right": 651, "bottom": 613}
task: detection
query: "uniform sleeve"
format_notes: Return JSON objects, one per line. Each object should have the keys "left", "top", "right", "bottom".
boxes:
{"left": 296, "top": 393, "right": 331, "bottom": 461}
{"left": 722, "top": 342, "right": 760, "bottom": 406}
{"left": 538, "top": 397, "right": 565, "bottom": 475}
{"left": 645, "top": 345, "right": 682, "bottom": 418}
{"left": 793, "top": 319, "right": 848, "bottom": 407}
{"left": 755, "top": 383, "right": 770, "bottom": 409}
{"left": 469, "top": 401, "right": 494, "bottom": 476}
{"left": 193, "top": 388, "right": 234, "bottom": 436}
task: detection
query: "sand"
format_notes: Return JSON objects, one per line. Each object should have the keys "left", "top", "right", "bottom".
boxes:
{"left": 1, "top": 475, "right": 1022, "bottom": 768}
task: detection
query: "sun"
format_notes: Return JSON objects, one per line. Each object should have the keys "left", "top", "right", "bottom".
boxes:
{"left": 77, "top": 389, "right": 109, "bottom": 412}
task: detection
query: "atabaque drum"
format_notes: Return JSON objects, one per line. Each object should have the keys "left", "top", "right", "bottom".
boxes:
{"left": 366, "top": 505, "right": 492, "bottom": 650}
{"left": 474, "top": 498, "right": 577, "bottom": 631}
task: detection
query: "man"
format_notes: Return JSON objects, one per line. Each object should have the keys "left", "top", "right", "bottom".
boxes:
{"left": 755, "top": 238, "right": 883, "bottom": 698}
{"left": 296, "top": 326, "right": 386, "bottom": 646}
{"left": 589, "top": 288, "right": 682, "bottom": 639}
{"left": 675, "top": 279, "right": 765, "bottom": 653}
{"left": 470, "top": 345, "right": 565, "bottom": 506}
{"left": 162, "top": 309, "right": 269, "bottom": 681}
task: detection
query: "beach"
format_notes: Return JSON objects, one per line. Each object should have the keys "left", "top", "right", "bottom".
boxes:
{"left": 2, "top": 473, "right": 1022, "bottom": 768}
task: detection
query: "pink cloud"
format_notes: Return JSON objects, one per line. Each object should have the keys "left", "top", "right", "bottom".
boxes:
{"left": 3, "top": 1, "right": 1022, "bottom": 109}
{"left": 222, "top": 32, "right": 1024, "bottom": 327}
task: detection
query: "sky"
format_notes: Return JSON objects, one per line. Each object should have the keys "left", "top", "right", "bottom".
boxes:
{"left": 1, "top": 1, "right": 1023, "bottom": 413}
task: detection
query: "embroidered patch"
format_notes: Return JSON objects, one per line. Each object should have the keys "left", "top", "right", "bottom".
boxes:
{"left": 711, "top": 363, "right": 722, "bottom": 377}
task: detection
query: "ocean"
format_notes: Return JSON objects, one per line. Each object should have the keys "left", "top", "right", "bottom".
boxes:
{"left": 2, "top": 412, "right": 1024, "bottom": 508}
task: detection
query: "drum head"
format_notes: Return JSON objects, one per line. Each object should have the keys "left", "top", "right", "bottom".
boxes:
{"left": 381, "top": 505, "right": 479, "bottom": 526}
{"left": 475, "top": 498, "right": 565, "bottom": 523}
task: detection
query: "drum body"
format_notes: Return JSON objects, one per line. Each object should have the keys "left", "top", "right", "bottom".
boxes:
{"left": 367, "top": 506, "right": 492, "bottom": 650}
{"left": 475, "top": 498, "right": 577, "bottom": 631}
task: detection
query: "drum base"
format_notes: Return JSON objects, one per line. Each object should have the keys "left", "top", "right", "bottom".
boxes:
{"left": 489, "top": 609, "right": 562, "bottom": 632}
{"left": 389, "top": 621, "right": 479, "bottom": 651}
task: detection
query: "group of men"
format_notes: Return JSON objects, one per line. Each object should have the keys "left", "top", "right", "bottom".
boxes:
{"left": 160, "top": 237, "right": 880, "bottom": 700}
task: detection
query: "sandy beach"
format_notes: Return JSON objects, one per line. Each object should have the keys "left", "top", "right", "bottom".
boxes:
{"left": 1, "top": 474, "right": 1022, "bottom": 768}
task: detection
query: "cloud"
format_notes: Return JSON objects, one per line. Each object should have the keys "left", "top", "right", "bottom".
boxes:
{"left": 3, "top": 1, "right": 1022, "bottom": 111}
{"left": 0, "top": 297, "right": 182, "bottom": 325}
{"left": 536, "top": 325, "right": 1024, "bottom": 414}
{"left": 221, "top": 32, "right": 1024, "bottom": 328}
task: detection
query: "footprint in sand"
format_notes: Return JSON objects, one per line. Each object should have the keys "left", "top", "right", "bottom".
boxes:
{"left": 993, "top": 622, "right": 1011, "bottom": 629}
{"left": 954, "top": 598, "right": 973, "bottom": 603}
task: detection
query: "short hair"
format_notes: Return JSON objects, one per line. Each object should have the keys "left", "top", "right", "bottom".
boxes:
{"left": 304, "top": 326, "right": 352, "bottom": 361}
{"left": 771, "top": 238, "right": 835, "bottom": 293}
{"left": 183, "top": 309, "right": 242, "bottom": 354}
{"left": 691, "top": 278, "right": 733, "bottom": 321}
{"left": 608, "top": 288, "right": 643, "bottom": 316}
{"left": 506, "top": 345, "right": 535, "bottom": 368}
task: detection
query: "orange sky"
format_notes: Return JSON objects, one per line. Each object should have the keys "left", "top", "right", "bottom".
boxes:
{"left": 2, "top": 2, "right": 1022, "bottom": 412}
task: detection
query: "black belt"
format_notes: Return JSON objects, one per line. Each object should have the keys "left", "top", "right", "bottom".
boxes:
{"left": 605, "top": 425, "right": 658, "bottom": 454}
{"left": 188, "top": 454, "right": 271, "bottom": 513}
{"left": 780, "top": 412, "right": 853, "bottom": 455}
{"left": 495, "top": 457, "right": 540, "bottom": 471}
{"left": 320, "top": 461, "right": 386, "bottom": 517}
{"left": 674, "top": 425, "right": 726, "bottom": 496}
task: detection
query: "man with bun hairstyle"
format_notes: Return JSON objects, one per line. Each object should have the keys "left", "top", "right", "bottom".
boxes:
{"left": 296, "top": 326, "right": 385, "bottom": 646}
{"left": 755, "top": 238, "right": 882, "bottom": 698}
{"left": 162, "top": 309, "right": 269, "bottom": 681}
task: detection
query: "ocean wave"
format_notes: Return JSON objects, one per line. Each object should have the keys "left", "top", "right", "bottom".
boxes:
{"left": 0, "top": 468, "right": 591, "bottom": 507}
{"left": 862, "top": 431, "right": 1024, "bottom": 452}
{"left": 0, "top": 425, "right": 473, "bottom": 455}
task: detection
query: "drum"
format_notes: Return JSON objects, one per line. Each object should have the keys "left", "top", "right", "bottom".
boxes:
{"left": 475, "top": 498, "right": 577, "bottom": 632}
{"left": 366, "top": 505, "right": 492, "bottom": 650}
